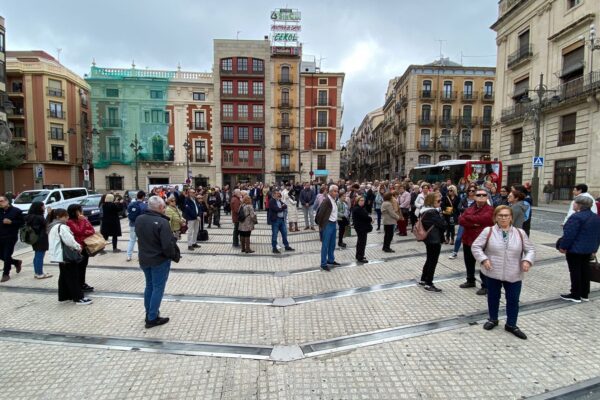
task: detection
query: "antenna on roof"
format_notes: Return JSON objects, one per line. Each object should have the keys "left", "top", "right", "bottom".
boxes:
{"left": 56, "top": 48, "right": 62, "bottom": 63}
{"left": 236, "top": 31, "right": 242, "bottom": 40}
{"left": 92, "top": 58, "right": 96, "bottom": 67}
{"left": 435, "top": 39, "right": 447, "bottom": 61}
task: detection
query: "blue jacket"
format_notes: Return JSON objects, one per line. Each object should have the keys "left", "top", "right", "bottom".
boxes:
{"left": 299, "top": 188, "right": 316, "bottom": 207}
{"left": 560, "top": 210, "right": 600, "bottom": 254}
{"left": 268, "top": 198, "right": 287, "bottom": 224}
{"left": 183, "top": 198, "right": 202, "bottom": 221}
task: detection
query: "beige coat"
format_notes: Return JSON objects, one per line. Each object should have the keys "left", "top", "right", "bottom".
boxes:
{"left": 381, "top": 201, "right": 400, "bottom": 225}
{"left": 238, "top": 204, "right": 258, "bottom": 232}
{"left": 471, "top": 225, "right": 535, "bottom": 283}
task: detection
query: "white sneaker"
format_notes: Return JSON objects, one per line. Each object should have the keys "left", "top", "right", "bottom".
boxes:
{"left": 75, "top": 298, "right": 93, "bottom": 305}
{"left": 448, "top": 252, "right": 457, "bottom": 259}
{"left": 126, "top": 256, "right": 132, "bottom": 262}
{"left": 34, "top": 273, "right": 53, "bottom": 279}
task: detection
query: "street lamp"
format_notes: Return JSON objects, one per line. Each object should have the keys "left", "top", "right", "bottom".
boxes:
{"left": 68, "top": 126, "right": 98, "bottom": 189}
{"left": 579, "top": 24, "right": 600, "bottom": 73}
{"left": 182, "top": 138, "right": 191, "bottom": 184}
{"left": 129, "top": 133, "right": 143, "bottom": 190}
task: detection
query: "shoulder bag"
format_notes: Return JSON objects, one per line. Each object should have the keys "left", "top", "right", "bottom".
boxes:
{"left": 59, "top": 225, "right": 83, "bottom": 264}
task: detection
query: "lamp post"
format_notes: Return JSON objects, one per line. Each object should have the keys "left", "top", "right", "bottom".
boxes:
{"left": 309, "top": 138, "right": 315, "bottom": 182}
{"left": 68, "top": 126, "right": 97, "bottom": 189}
{"left": 182, "top": 138, "right": 191, "bottom": 184}
{"left": 129, "top": 133, "right": 143, "bottom": 190}
{"left": 580, "top": 24, "right": 600, "bottom": 73}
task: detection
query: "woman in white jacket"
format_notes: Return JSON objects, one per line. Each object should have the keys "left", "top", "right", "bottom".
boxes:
{"left": 471, "top": 205, "right": 534, "bottom": 339}
{"left": 48, "top": 209, "right": 92, "bottom": 305}
{"left": 282, "top": 185, "right": 299, "bottom": 232}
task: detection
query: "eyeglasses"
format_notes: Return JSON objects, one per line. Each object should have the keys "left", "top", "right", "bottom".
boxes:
{"left": 475, "top": 193, "right": 488, "bottom": 197}
{"left": 468, "top": 190, "right": 476, "bottom": 193}
{"left": 497, "top": 214, "right": 511, "bottom": 218}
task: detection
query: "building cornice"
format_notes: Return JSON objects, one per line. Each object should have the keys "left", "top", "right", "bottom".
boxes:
{"left": 7, "top": 59, "right": 90, "bottom": 90}
{"left": 547, "top": 13, "right": 595, "bottom": 42}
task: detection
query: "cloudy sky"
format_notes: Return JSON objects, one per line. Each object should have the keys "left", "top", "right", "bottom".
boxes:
{"left": 2, "top": 0, "right": 499, "bottom": 142}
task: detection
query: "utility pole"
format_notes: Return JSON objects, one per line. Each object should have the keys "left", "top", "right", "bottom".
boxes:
{"left": 531, "top": 74, "right": 544, "bottom": 207}
{"left": 130, "top": 133, "right": 143, "bottom": 190}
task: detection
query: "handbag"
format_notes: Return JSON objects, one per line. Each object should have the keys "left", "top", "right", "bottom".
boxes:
{"left": 59, "top": 225, "right": 83, "bottom": 264}
{"left": 590, "top": 256, "right": 600, "bottom": 283}
{"left": 344, "top": 225, "right": 352, "bottom": 237}
{"left": 442, "top": 196, "right": 453, "bottom": 215}
{"left": 84, "top": 232, "right": 107, "bottom": 257}
{"left": 413, "top": 213, "right": 433, "bottom": 242}
{"left": 179, "top": 224, "right": 188, "bottom": 234}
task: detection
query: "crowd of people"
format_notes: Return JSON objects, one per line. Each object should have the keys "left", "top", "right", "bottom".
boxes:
{"left": 0, "top": 176, "right": 598, "bottom": 335}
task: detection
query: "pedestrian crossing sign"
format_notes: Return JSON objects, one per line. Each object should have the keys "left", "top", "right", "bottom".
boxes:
{"left": 533, "top": 157, "right": 544, "bottom": 168}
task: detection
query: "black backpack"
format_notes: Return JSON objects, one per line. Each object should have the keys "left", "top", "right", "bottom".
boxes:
{"left": 19, "top": 224, "right": 39, "bottom": 245}
{"left": 238, "top": 205, "right": 247, "bottom": 222}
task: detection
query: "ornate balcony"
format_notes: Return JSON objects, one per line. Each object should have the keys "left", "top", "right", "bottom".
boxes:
{"left": 507, "top": 44, "right": 533, "bottom": 69}
{"left": 462, "top": 92, "right": 478, "bottom": 101}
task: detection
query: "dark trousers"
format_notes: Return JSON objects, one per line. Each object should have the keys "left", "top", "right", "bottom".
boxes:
{"left": 103, "top": 234, "right": 119, "bottom": 250}
{"left": 233, "top": 222, "right": 240, "bottom": 246}
{"left": 375, "top": 209, "right": 382, "bottom": 229}
{"left": 383, "top": 224, "right": 394, "bottom": 250}
{"left": 0, "top": 236, "right": 18, "bottom": 276}
{"left": 486, "top": 277, "right": 522, "bottom": 327}
{"left": 566, "top": 252, "right": 592, "bottom": 299}
{"left": 58, "top": 262, "right": 83, "bottom": 302}
{"left": 78, "top": 252, "right": 89, "bottom": 287}
{"left": 338, "top": 219, "right": 349, "bottom": 246}
{"left": 212, "top": 208, "right": 221, "bottom": 226}
{"left": 355, "top": 231, "right": 368, "bottom": 261}
{"left": 420, "top": 242, "right": 441, "bottom": 285}
{"left": 463, "top": 244, "right": 486, "bottom": 287}
{"left": 523, "top": 218, "right": 531, "bottom": 236}
{"left": 409, "top": 209, "right": 417, "bottom": 229}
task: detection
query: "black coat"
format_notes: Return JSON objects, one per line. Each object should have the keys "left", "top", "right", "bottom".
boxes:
{"left": 421, "top": 209, "right": 447, "bottom": 245}
{"left": 0, "top": 205, "right": 24, "bottom": 239}
{"left": 101, "top": 202, "right": 123, "bottom": 237}
{"left": 441, "top": 194, "right": 460, "bottom": 221}
{"left": 352, "top": 205, "right": 372, "bottom": 234}
{"left": 25, "top": 214, "right": 49, "bottom": 252}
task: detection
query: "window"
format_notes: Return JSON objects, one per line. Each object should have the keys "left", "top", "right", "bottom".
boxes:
{"left": 317, "top": 111, "right": 328, "bottom": 127}
{"left": 62, "top": 189, "right": 87, "bottom": 200}
{"left": 567, "top": 0, "right": 582, "bottom": 9}
{"left": 107, "top": 108, "right": 119, "bottom": 126}
{"left": 507, "top": 164, "right": 523, "bottom": 187}
{"left": 482, "top": 130, "right": 492, "bottom": 149}
{"left": 418, "top": 155, "right": 431, "bottom": 165}
{"left": 421, "top": 105, "right": 431, "bottom": 122}
{"left": 48, "top": 79, "right": 63, "bottom": 97}
{"left": 318, "top": 90, "right": 328, "bottom": 106}
{"left": 561, "top": 46, "right": 584, "bottom": 81}
{"left": 482, "top": 106, "right": 493, "bottom": 125}
{"left": 252, "top": 58, "right": 264, "bottom": 72}
{"left": 0, "top": 33, "right": 4, "bottom": 52}
{"left": 221, "top": 58, "right": 233, "bottom": 71}
{"left": 252, "top": 105, "right": 263, "bottom": 119}
{"left": 49, "top": 102, "right": 63, "bottom": 118}
{"left": 554, "top": 158, "right": 577, "bottom": 200}
{"left": 463, "top": 81, "right": 473, "bottom": 97}
{"left": 281, "top": 154, "right": 291, "bottom": 169}
{"left": 222, "top": 104, "right": 233, "bottom": 118}
{"left": 237, "top": 58, "right": 248, "bottom": 72}
{"left": 238, "top": 81, "right": 248, "bottom": 95}
{"left": 462, "top": 105, "right": 473, "bottom": 125}
{"left": 559, "top": 113, "right": 576, "bottom": 146}
{"left": 439, "top": 155, "right": 452, "bottom": 161}
{"left": 222, "top": 127, "right": 234, "bottom": 142}
{"left": 510, "top": 128, "right": 523, "bottom": 154}
{"left": 107, "top": 176, "right": 124, "bottom": 191}
{"left": 513, "top": 78, "right": 529, "bottom": 102}
{"left": 164, "top": 111, "right": 170, "bottom": 124}
{"left": 280, "top": 66, "right": 291, "bottom": 83}
{"left": 108, "top": 138, "right": 121, "bottom": 160}
{"left": 11, "top": 81, "right": 23, "bottom": 93}
{"left": 253, "top": 127, "right": 263, "bottom": 142}
{"left": 319, "top": 78, "right": 327, "bottom": 85}
{"left": 443, "top": 81, "right": 453, "bottom": 98}
{"left": 238, "top": 127, "right": 249, "bottom": 142}
{"left": 194, "top": 141, "right": 207, "bottom": 162}
{"left": 442, "top": 105, "right": 452, "bottom": 121}
{"left": 222, "top": 81, "right": 233, "bottom": 94}
{"left": 51, "top": 145, "right": 65, "bottom": 161}
{"left": 0, "top": 61, "right": 4, "bottom": 81}
{"left": 150, "top": 90, "right": 163, "bottom": 99}
{"left": 317, "top": 131, "right": 327, "bottom": 149}
{"left": 239, "top": 150, "right": 249, "bottom": 163}
{"left": 440, "top": 129, "right": 451, "bottom": 149}
{"left": 484, "top": 82, "right": 494, "bottom": 98}
{"left": 223, "top": 150, "right": 234, "bottom": 164}
{"left": 252, "top": 81, "right": 264, "bottom": 96}
{"left": 193, "top": 92, "right": 205, "bottom": 101}
{"left": 518, "top": 30, "right": 530, "bottom": 51}
{"left": 461, "top": 129, "right": 471, "bottom": 149}
{"left": 106, "top": 88, "right": 119, "bottom": 97}
{"left": 317, "top": 155, "right": 326, "bottom": 170}
{"left": 238, "top": 104, "right": 248, "bottom": 118}
{"left": 459, "top": 155, "right": 472, "bottom": 160}
{"left": 151, "top": 109, "right": 163, "bottom": 123}
{"left": 281, "top": 134, "right": 290, "bottom": 149}
{"left": 253, "top": 150, "right": 262, "bottom": 165}
{"left": 420, "top": 129, "right": 431, "bottom": 149}
{"left": 422, "top": 80, "right": 432, "bottom": 97}
{"left": 193, "top": 111, "right": 205, "bottom": 130}
{"left": 50, "top": 124, "right": 64, "bottom": 140}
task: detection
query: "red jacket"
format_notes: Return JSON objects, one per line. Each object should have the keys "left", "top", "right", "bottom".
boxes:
{"left": 230, "top": 195, "right": 241, "bottom": 223}
{"left": 67, "top": 218, "right": 96, "bottom": 247}
{"left": 458, "top": 203, "right": 494, "bottom": 246}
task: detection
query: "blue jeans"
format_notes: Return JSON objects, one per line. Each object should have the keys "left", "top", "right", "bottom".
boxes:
{"left": 141, "top": 259, "right": 171, "bottom": 321}
{"left": 271, "top": 218, "right": 289, "bottom": 250}
{"left": 486, "top": 277, "right": 522, "bottom": 327}
{"left": 453, "top": 225, "right": 464, "bottom": 253}
{"left": 375, "top": 209, "right": 382, "bottom": 229}
{"left": 321, "top": 222, "right": 337, "bottom": 267}
{"left": 33, "top": 251, "right": 45, "bottom": 275}
{"left": 127, "top": 227, "right": 137, "bottom": 258}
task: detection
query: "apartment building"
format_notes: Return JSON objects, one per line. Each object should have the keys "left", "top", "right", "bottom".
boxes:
{"left": 347, "top": 107, "right": 383, "bottom": 182}
{"left": 0, "top": 16, "right": 6, "bottom": 124}
{"left": 492, "top": 0, "right": 600, "bottom": 201}
{"left": 4, "top": 51, "right": 91, "bottom": 191}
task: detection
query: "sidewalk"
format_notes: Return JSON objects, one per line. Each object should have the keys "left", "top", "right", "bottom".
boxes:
{"left": 533, "top": 202, "right": 568, "bottom": 214}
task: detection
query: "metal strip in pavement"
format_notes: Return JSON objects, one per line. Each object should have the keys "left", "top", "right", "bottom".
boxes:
{"left": 0, "top": 329, "right": 273, "bottom": 360}
{"left": 525, "top": 376, "right": 600, "bottom": 400}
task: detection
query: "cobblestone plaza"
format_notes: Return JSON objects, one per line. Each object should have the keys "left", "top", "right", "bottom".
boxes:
{"left": 0, "top": 210, "right": 599, "bottom": 399}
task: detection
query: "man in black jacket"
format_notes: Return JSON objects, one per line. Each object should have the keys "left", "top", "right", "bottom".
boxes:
{"left": 135, "top": 196, "right": 180, "bottom": 328}
{"left": 0, "top": 196, "right": 24, "bottom": 282}
{"left": 300, "top": 182, "right": 316, "bottom": 230}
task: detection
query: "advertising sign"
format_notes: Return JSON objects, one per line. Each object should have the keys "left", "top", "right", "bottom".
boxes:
{"left": 271, "top": 9, "right": 301, "bottom": 21}
{"left": 270, "top": 8, "right": 301, "bottom": 53}
{"left": 271, "top": 25, "right": 301, "bottom": 32}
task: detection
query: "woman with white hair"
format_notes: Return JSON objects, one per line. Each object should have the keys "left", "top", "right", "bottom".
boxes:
{"left": 100, "top": 193, "right": 124, "bottom": 252}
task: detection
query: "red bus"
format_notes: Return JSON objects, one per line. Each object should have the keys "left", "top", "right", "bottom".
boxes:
{"left": 409, "top": 160, "right": 503, "bottom": 187}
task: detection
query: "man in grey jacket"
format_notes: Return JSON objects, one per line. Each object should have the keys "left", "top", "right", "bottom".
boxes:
{"left": 135, "top": 196, "right": 181, "bottom": 328}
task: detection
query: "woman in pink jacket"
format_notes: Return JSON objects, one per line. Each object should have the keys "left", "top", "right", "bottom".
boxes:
{"left": 471, "top": 205, "right": 535, "bottom": 340}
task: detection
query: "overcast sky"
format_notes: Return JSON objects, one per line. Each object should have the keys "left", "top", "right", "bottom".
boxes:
{"left": 2, "top": 0, "right": 498, "bottom": 142}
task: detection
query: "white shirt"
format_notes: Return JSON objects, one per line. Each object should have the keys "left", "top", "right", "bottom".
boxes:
{"left": 328, "top": 195, "right": 338, "bottom": 222}
{"left": 564, "top": 192, "right": 597, "bottom": 224}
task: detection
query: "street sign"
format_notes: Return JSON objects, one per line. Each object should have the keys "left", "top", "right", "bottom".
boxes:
{"left": 83, "top": 169, "right": 90, "bottom": 181}
{"left": 533, "top": 157, "right": 544, "bottom": 168}
{"left": 309, "top": 170, "right": 314, "bottom": 176}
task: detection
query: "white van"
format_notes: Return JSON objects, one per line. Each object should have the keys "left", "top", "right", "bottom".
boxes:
{"left": 12, "top": 187, "right": 89, "bottom": 214}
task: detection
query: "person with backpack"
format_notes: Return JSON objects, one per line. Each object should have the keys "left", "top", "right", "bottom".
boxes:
{"left": 25, "top": 201, "right": 52, "bottom": 279}
{"left": 67, "top": 204, "right": 96, "bottom": 293}
{"left": 0, "top": 195, "right": 24, "bottom": 283}
{"left": 508, "top": 189, "right": 528, "bottom": 229}
{"left": 471, "top": 205, "right": 535, "bottom": 340}
{"left": 238, "top": 195, "right": 257, "bottom": 253}
{"left": 126, "top": 191, "right": 147, "bottom": 262}
{"left": 418, "top": 193, "right": 447, "bottom": 292}
{"left": 449, "top": 183, "right": 478, "bottom": 259}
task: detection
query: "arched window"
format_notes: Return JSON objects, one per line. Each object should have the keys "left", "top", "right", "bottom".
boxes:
{"left": 443, "top": 80, "right": 453, "bottom": 99}
{"left": 420, "top": 129, "right": 431, "bottom": 149}
{"left": 281, "top": 88, "right": 290, "bottom": 106}
{"left": 482, "top": 129, "right": 491, "bottom": 149}
{"left": 459, "top": 154, "right": 471, "bottom": 160}
{"left": 440, "top": 129, "right": 451, "bottom": 150}
{"left": 422, "top": 80, "right": 432, "bottom": 98}
{"left": 418, "top": 155, "right": 432, "bottom": 165}
{"left": 281, "top": 154, "right": 290, "bottom": 168}
{"left": 462, "top": 105, "right": 473, "bottom": 126}
{"left": 439, "top": 154, "right": 451, "bottom": 161}
{"left": 463, "top": 81, "right": 473, "bottom": 96}
{"left": 484, "top": 82, "right": 494, "bottom": 98}
{"left": 483, "top": 106, "right": 493, "bottom": 125}
{"left": 461, "top": 129, "right": 471, "bottom": 150}
{"left": 442, "top": 105, "right": 452, "bottom": 123}
{"left": 281, "top": 66, "right": 290, "bottom": 83}
{"left": 421, "top": 105, "right": 432, "bottom": 121}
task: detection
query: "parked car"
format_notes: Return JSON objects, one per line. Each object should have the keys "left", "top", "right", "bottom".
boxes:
{"left": 12, "top": 187, "right": 89, "bottom": 214}
{"left": 79, "top": 194, "right": 103, "bottom": 225}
